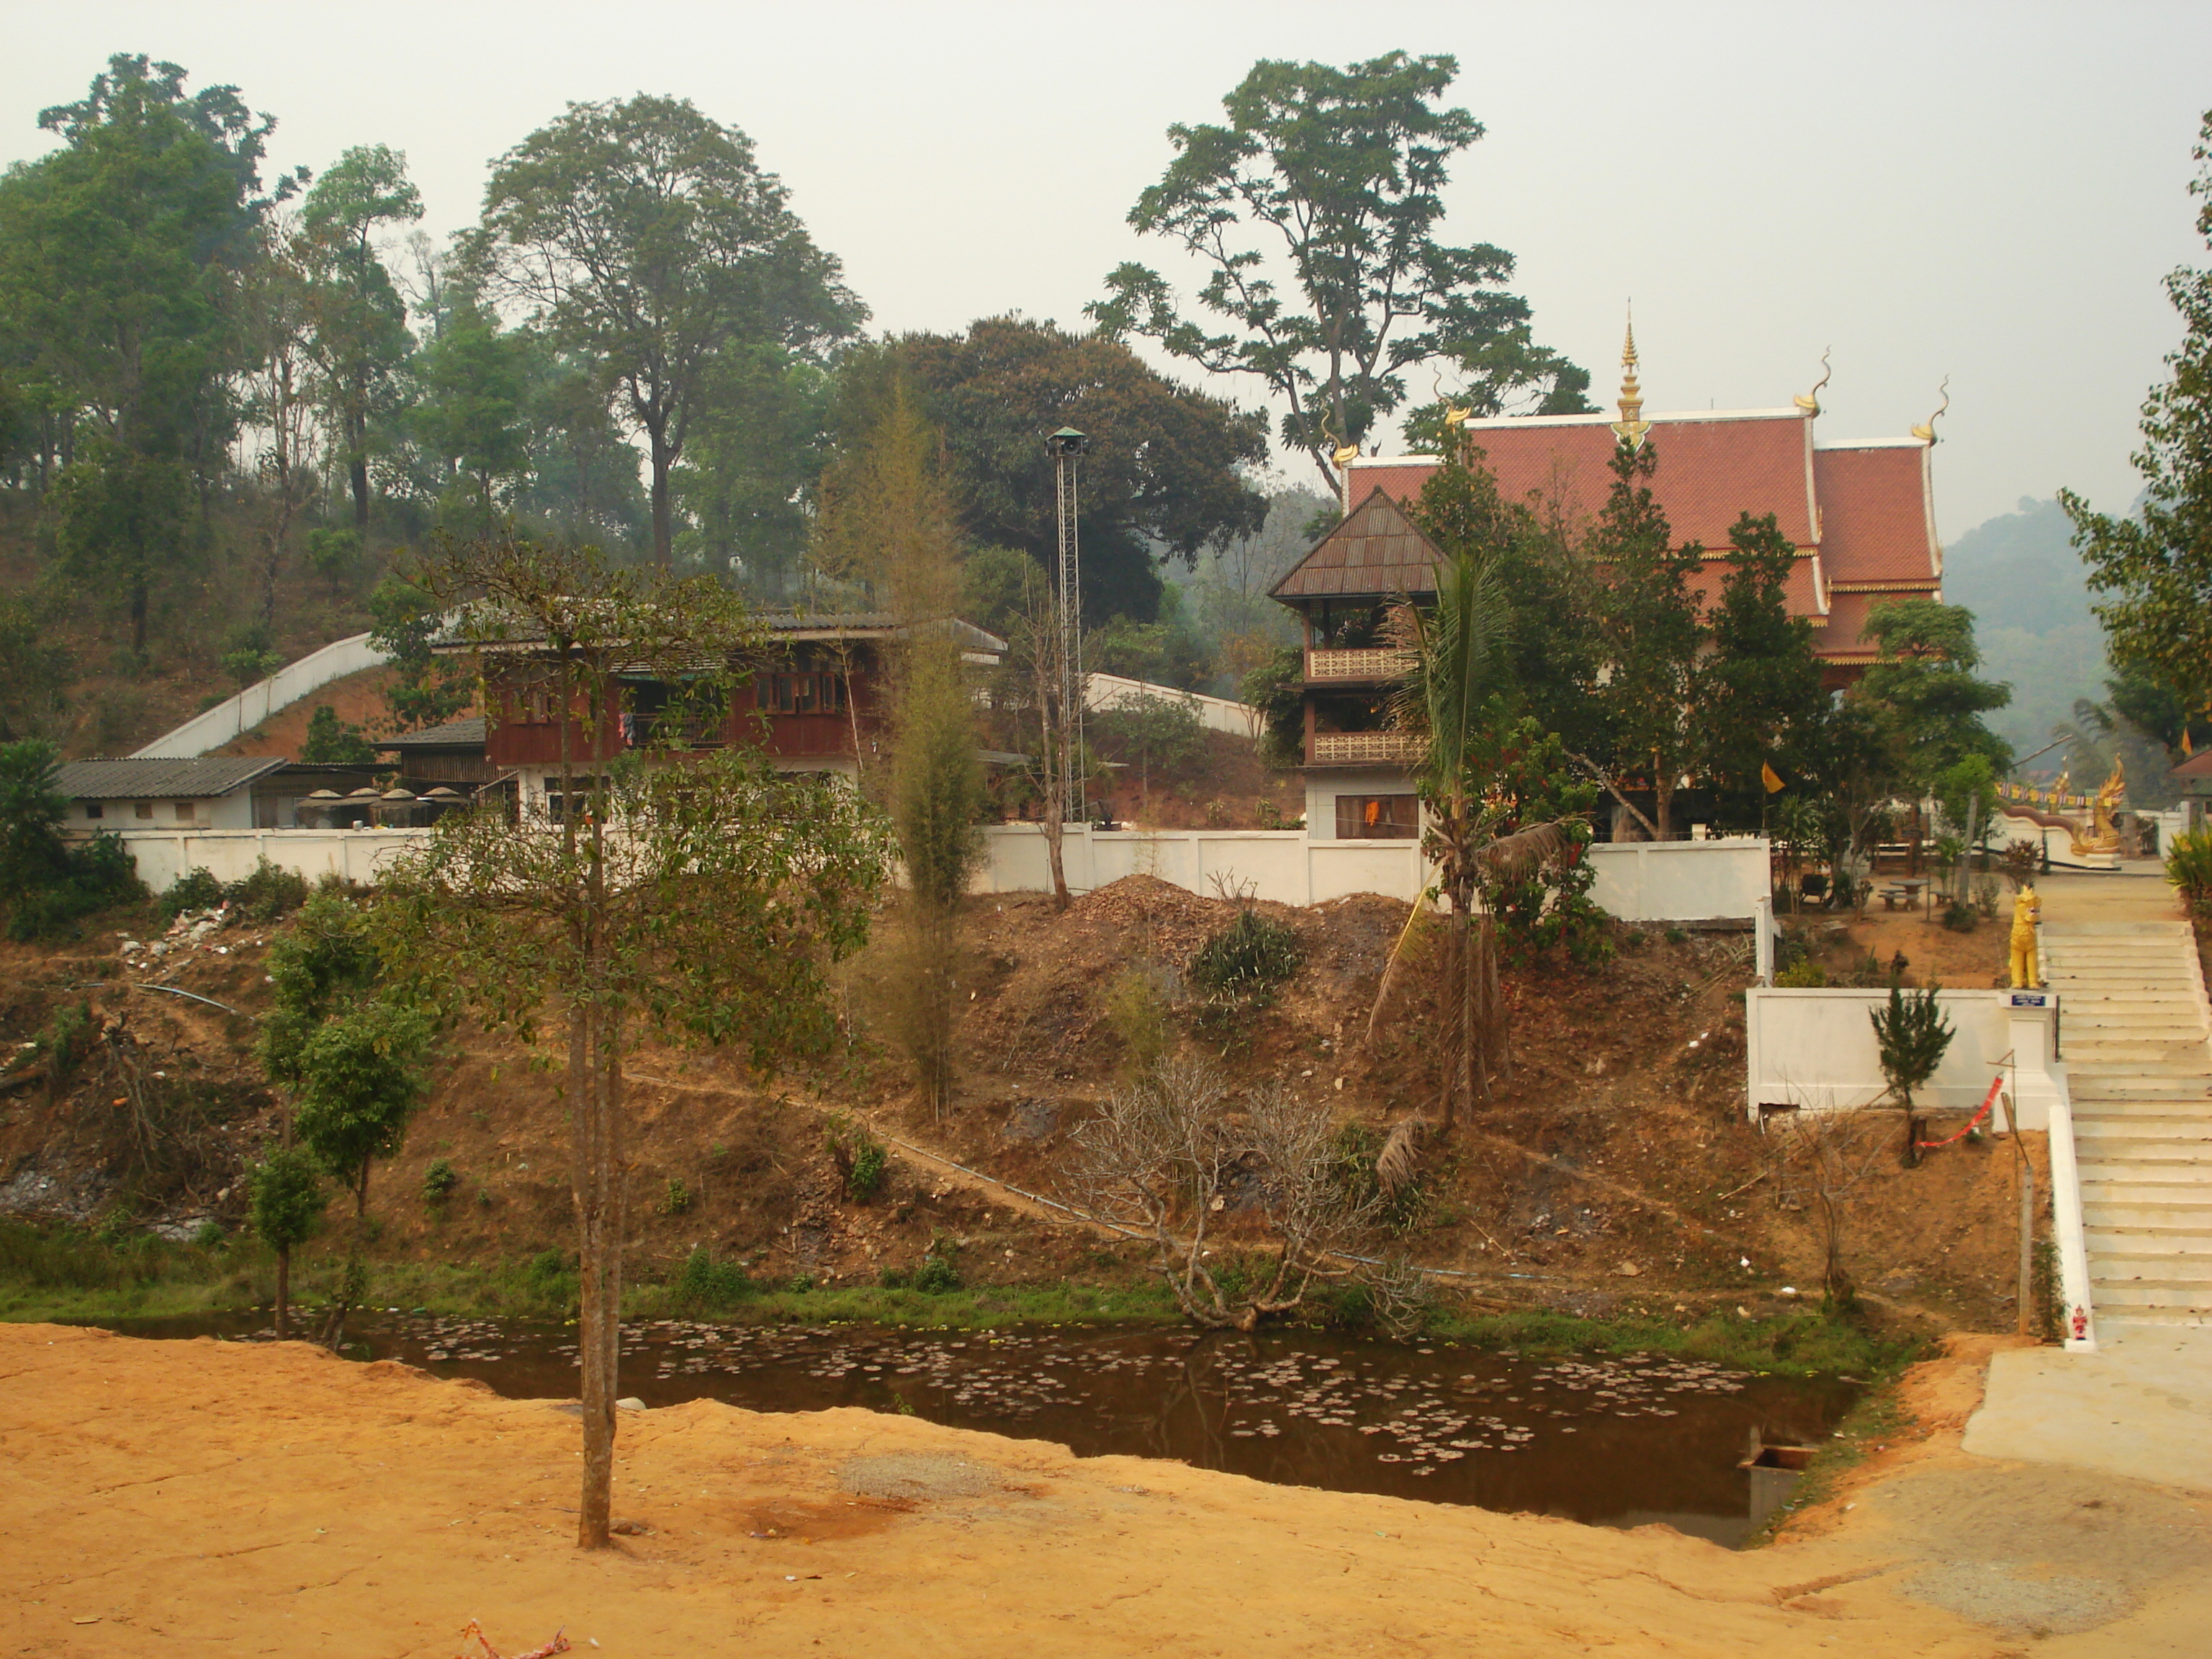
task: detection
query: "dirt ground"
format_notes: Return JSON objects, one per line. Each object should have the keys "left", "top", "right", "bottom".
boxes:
{"left": 210, "top": 663, "right": 410, "bottom": 757}
{"left": 4, "top": 1323, "right": 2206, "bottom": 1658}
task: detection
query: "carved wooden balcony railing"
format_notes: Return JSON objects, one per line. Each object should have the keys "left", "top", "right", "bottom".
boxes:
{"left": 1308, "top": 730, "right": 1422, "bottom": 766}
{"left": 1304, "top": 646, "right": 1417, "bottom": 683}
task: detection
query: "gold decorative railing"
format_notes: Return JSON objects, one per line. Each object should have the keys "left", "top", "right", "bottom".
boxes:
{"left": 1305, "top": 647, "right": 1416, "bottom": 682}
{"left": 1308, "top": 730, "right": 1422, "bottom": 766}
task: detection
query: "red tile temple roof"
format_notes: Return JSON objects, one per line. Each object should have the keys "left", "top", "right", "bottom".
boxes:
{"left": 1276, "top": 405, "right": 1943, "bottom": 666}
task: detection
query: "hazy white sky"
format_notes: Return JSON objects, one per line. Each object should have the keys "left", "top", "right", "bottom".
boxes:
{"left": 7, "top": 1, "right": 2211, "bottom": 539}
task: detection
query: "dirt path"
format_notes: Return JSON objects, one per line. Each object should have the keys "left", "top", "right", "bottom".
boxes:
{"left": 17, "top": 1323, "right": 2206, "bottom": 1658}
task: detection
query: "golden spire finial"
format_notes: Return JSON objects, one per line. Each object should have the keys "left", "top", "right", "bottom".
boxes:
{"left": 1611, "top": 305, "right": 1649, "bottom": 451}
{"left": 1794, "top": 348, "right": 1833, "bottom": 415}
{"left": 1911, "top": 377, "right": 1951, "bottom": 445}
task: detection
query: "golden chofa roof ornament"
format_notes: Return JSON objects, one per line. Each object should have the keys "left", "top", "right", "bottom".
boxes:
{"left": 1330, "top": 442, "right": 1361, "bottom": 469}
{"left": 1794, "top": 348, "right": 1833, "bottom": 416}
{"left": 1611, "top": 311, "right": 1650, "bottom": 451}
{"left": 1912, "top": 377, "right": 1951, "bottom": 445}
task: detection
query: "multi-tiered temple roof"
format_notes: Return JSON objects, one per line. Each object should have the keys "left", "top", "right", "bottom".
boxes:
{"left": 1271, "top": 333, "right": 1946, "bottom": 678}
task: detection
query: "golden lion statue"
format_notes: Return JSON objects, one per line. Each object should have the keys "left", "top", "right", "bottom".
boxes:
{"left": 2010, "top": 886, "right": 2042, "bottom": 989}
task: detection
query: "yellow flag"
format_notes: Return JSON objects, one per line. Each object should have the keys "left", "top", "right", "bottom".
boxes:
{"left": 1761, "top": 761, "right": 1786, "bottom": 793}
{"left": 2185, "top": 728, "right": 2195, "bottom": 757}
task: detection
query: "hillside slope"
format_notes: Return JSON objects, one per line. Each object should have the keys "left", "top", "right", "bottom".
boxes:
{"left": 0, "top": 878, "right": 2038, "bottom": 1337}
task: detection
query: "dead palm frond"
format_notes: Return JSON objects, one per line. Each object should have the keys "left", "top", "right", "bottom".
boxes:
{"left": 1375, "top": 1117, "right": 1426, "bottom": 1197}
{"left": 1362, "top": 896, "right": 1442, "bottom": 1051}
{"left": 1469, "top": 818, "right": 1581, "bottom": 884}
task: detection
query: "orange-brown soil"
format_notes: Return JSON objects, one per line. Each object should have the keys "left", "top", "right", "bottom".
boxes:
{"left": 19, "top": 1321, "right": 2211, "bottom": 1658}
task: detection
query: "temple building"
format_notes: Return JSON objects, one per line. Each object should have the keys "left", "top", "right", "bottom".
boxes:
{"left": 1270, "top": 329, "right": 1949, "bottom": 841}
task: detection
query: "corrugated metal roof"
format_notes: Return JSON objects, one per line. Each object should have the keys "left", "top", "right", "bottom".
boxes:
{"left": 378, "top": 716, "right": 488, "bottom": 750}
{"left": 57, "top": 757, "right": 288, "bottom": 801}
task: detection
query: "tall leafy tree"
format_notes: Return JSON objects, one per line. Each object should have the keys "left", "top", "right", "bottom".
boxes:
{"left": 1589, "top": 440, "right": 1704, "bottom": 839}
{"left": 1847, "top": 598, "right": 2011, "bottom": 868}
{"left": 405, "top": 290, "right": 530, "bottom": 530}
{"left": 371, "top": 532, "right": 890, "bottom": 1549}
{"left": 472, "top": 95, "right": 866, "bottom": 562}
{"left": 0, "top": 55, "right": 298, "bottom": 463}
{"left": 300, "top": 144, "right": 422, "bottom": 528}
{"left": 837, "top": 318, "right": 1268, "bottom": 621}
{"left": 1700, "top": 513, "right": 1830, "bottom": 830}
{"left": 1092, "top": 52, "right": 1588, "bottom": 494}
{"left": 2064, "top": 109, "right": 2212, "bottom": 732}
{"left": 819, "top": 382, "right": 986, "bottom": 1113}
{"left": 1408, "top": 429, "right": 1606, "bottom": 757}
{"left": 48, "top": 436, "right": 190, "bottom": 656}
{"left": 675, "top": 344, "right": 832, "bottom": 594}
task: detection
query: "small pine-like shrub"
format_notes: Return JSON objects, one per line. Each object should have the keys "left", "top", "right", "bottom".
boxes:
{"left": 1775, "top": 958, "right": 1827, "bottom": 988}
{"left": 422, "top": 1159, "right": 459, "bottom": 1202}
{"left": 1188, "top": 908, "right": 1301, "bottom": 1002}
{"left": 658, "top": 1176, "right": 691, "bottom": 1216}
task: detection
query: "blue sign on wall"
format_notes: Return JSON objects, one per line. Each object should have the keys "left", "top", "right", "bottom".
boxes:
{"left": 2008, "top": 992, "right": 2051, "bottom": 1008}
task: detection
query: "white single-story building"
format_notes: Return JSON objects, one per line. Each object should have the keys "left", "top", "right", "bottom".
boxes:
{"left": 55, "top": 757, "right": 383, "bottom": 832}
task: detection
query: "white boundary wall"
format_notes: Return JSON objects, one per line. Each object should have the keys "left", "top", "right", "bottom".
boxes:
{"left": 107, "top": 827, "right": 427, "bottom": 891}
{"left": 1585, "top": 837, "right": 1768, "bottom": 923}
{"left": 132, "top": 633, "right": 391, "bottom": 759}
{"left": 1084, "top": 673, "right": 1259, "bottom": 737}
{"left": 104, "top": 820, "right": 1770, "bottom": 927}
{"left": 1744, "top": 986, "right": 2067, "bottom": 1128}
{"left": 977, "top": 824, "right": 1770, "bottom": 921}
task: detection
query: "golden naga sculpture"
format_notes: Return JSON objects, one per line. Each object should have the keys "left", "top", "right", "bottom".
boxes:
{"left": 2010, "top": 886, "right": 2042, "bottom": 989}
{"left": 2077, "top": 757, "right": 2125, "bottom": 856}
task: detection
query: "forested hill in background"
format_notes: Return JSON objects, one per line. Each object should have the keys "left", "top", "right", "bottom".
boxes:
{"left": 1940, "top": 496, "right": 2107, "bottom": 762}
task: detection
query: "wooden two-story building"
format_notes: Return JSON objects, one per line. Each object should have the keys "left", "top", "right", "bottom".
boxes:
{"left": 1272, "top": 353, "right": 1948, "bottom": 842}
{"left": 441, "top": 613, "right": 1006, "bottom": 816}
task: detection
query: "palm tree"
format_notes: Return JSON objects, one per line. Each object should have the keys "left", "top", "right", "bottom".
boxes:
{"left": 1367, "top": 552, "right": 1580, "bottom": 1129}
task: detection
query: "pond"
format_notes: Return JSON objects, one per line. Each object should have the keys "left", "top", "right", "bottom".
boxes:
{"left": 90, "top": 1313, "right": 1857, "bottom": 1547}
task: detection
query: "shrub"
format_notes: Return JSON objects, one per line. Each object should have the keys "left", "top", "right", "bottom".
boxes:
{"left": 1188, "top": 907, "right": 1301, "bottom": 1002}
{"left": 422, "top": 1159, "right": 459, "bottom": 1203}
{"left": 657, "top": 1176, "right": 691, "bottom": 1216}
{"left": 230, "top": 857, "right": 308, "bottom": 921}
{"left": 912, "top": 1244, "right": 961, "bottom": 1293}
{"left": 1663, "top": 927, "right": 1689, "bottom": 945}
{"left": 2168, "top": 829, "right": 2212, "bottom": 920}
{"left": 1941, "top": 900, "right": 1977, "bottom": 932}
{"left": 192, "top": 1218, "right": 225, "bottom": 1249}
{"left": 824, "top": 1114, "right": 889, "bottom": 1202}
{"left": 1102, "top": 965, "right": 1176, "bottom": 1071}
{"left": 158, "top": 868, "right": 226, "bottom": 920}
{"left": 1775, "top": 958, "right": 1827, "bottom": 988}
{"left": 673, "top": 1245, "right": 752, "bottom": 1310}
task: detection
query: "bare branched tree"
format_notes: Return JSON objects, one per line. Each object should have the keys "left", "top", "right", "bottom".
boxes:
{"left": 1768, "top": 1107, "right": 1889, "bottom": 1312}
{"left": 1067, "top": 1056, "right": 1372, "bottom": 1330}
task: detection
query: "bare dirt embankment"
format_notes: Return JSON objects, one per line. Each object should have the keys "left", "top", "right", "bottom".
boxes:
{"left": 10, "top": 1322, "right": 2208, "bottom": 1658}
{"left": 0, "top": 873, "right": 2039, "bottom": 1326}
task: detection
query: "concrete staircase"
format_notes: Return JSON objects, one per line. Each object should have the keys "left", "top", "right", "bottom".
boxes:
{"left": 2045, "top": 921, "right": 2212, "bottom": 1328}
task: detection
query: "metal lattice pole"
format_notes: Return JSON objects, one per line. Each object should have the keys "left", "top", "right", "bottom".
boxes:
{"left": 1048, "top": 428, "right": 1089, "bottom": 821}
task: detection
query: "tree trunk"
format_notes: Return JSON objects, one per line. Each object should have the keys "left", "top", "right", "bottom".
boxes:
{"left": 649, "top": 432, "right": 674, "bottom": 567}
{"left": 130, "top": 577, "right": 148, "bottom": 660}
{"left": 1450, "top": 919, "right": 1473, "bottom": 1131}
{"left": 351, "top": 453, "right": 371, "bottom": 531}
{"left": 274, "top": 1244, "right": 290, "bottom": 1339}
{"left": 572, "top": 992, "right": 626, "bottom": 1550}
{"left": 1654, "top": 772, "right": 1676, "bottom": 841}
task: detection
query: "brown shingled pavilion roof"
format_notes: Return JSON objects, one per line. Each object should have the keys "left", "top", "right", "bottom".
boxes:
{"left": 1271, "top": 487, "right": 1447, "bottom": 599}
{"left": 1814, "top": 443, "right": 1940, "bottom": 585}
{"left": 2172, "top": 750, "right": 2212, "bottom": 781}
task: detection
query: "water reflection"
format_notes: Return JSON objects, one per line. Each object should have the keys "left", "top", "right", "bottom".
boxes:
{"left": 89, "top": 1313, "right": 1853, "bottom": 1547}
